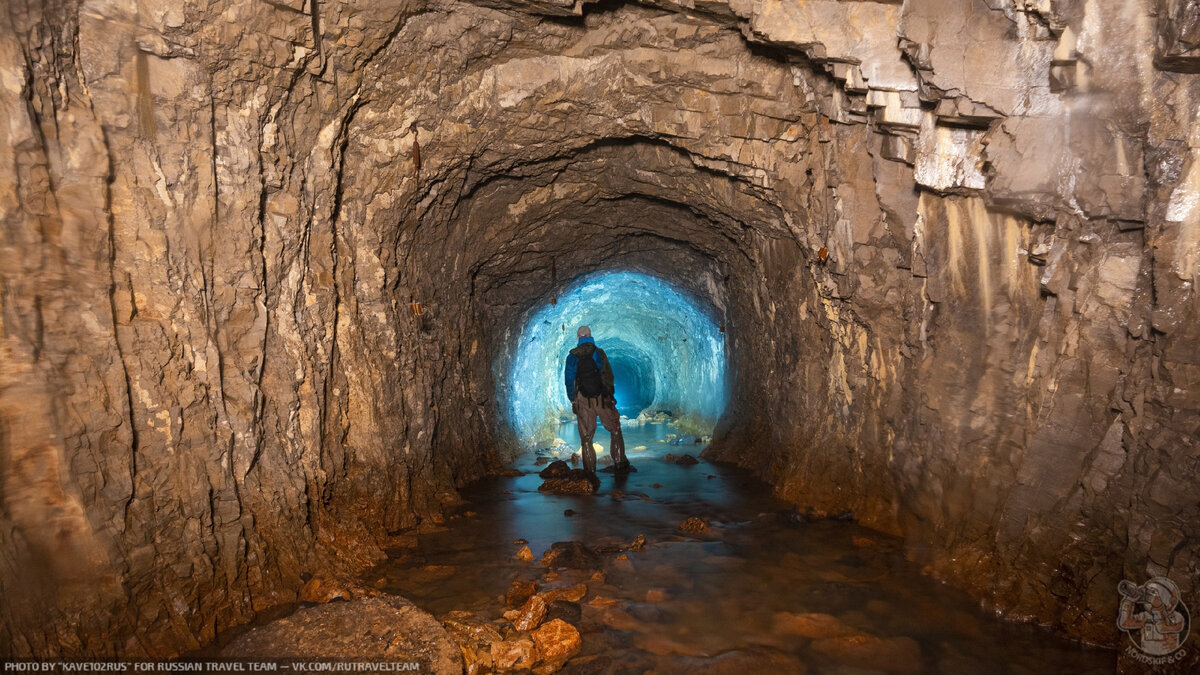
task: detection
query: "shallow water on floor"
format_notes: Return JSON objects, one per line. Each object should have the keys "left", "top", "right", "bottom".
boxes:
{"left": 369, "top": 423, "right": 1116, "bottom": 674}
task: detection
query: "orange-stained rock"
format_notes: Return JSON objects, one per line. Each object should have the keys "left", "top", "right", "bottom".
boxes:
{"left": 512, "top": 593, "right": 548, "bottom": 631}
{"left": 539, "top": 583, "right": 587, "bottom": 604}
{"left": 441, "top": 611, "right": 502, "bottom": 675}
{"left": 490, "top": 637, "right": 537, "bottom": 670}
{"left": 506, "top": 580, "right": 539, "bottom": 607}
{"left": 298, "top": 577, "right": 351, "bottom": 604}
{"left": 531, "top": 619, "right": 581, "bottom": 667}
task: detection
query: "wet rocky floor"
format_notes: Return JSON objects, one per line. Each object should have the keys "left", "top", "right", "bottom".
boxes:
{"left": 366, "top": 424, "right": 1117, "bottom": 674}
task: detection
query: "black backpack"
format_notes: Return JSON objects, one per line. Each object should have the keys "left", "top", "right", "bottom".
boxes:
{"left": 575, "top": 348, "right": 606, "bottom": 397}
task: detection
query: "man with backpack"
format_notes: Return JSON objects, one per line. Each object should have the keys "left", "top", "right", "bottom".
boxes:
{"left": 564, "top": 326, "right": 630, "bottom": 477}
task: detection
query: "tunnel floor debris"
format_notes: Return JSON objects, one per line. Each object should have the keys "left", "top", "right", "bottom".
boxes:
{"left": 365, "top": 424, "right": 1117, "bottom": 673}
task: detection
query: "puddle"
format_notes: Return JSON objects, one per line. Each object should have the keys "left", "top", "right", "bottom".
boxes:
{"left": 367, "top": 423, "right": 1116, "bottom": 673}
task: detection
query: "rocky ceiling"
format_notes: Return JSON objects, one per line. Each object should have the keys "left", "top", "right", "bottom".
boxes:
{"left": 1, "top": 0, "right": 1198, "bottom": 658}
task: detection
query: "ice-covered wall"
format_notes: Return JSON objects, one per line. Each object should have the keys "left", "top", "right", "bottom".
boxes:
{"left": 504, "top": 271, "right": 726, "bottom": 445}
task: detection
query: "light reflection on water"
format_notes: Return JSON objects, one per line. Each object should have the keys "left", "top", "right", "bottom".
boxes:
{"left": 368, "top": 424, "right": 1116, "bottom": 673}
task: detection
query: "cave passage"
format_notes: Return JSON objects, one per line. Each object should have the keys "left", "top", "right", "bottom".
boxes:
{"left": 5, "top": 0, "right": 1200, "bottom": 668}
{"left": 503, "top": 271, "right": 727, "bottom": 447}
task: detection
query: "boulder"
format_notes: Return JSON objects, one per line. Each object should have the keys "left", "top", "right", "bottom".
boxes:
{"left": 441, "top": 611, "right": 503, "bottom": 675}
{"left": 512, "top": 593, "right": 548, "bottom": 631}
{"left": 541, "top": 541, "right": 601, "bottom": 569}
{"left": 539, "top": 583, "right": 588, "bottom": 603}
{"left": 490, "top": 637, "right": 537, "bottom": 671}
{"left": 297, "top": 577, "right": 354, "bottom": 604}
{"left": 531, "top": 619, "right": 581, "bottom": 669}
{"left": 442, "top": 610, "right": 504, "bottom": 645}
{"left": 538, "top": 478, "right": 597, "bottom": 495}
{"left": 506, "top": 580, "right": 539, "bottom": 608}
{"left": 538, "top": 460, "right": 572, "bottom": 479}
{"left": 221, "top": 595, "right": 460, "bottom": 673}
{"left": 679, "top": 517, "right": 709, "bottom": 534}
{"left": 538, "top": 468, "right": 600, "bottom": 494}
{"left": 545, "top": 600, "right": 582, "bottom": 625}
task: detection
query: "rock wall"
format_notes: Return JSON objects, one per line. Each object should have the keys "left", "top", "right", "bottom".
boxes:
{"left": 1, "top": 0, "right": 1197, "bottom": 657}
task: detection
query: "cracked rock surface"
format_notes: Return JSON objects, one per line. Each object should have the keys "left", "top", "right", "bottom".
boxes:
{"left": 1, "top": 0, "right": 1198, "bottom": 658}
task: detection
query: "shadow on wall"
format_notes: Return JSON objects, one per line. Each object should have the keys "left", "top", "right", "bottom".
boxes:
{"left": 500, "top": 270, "right": 727, "bottom": 446}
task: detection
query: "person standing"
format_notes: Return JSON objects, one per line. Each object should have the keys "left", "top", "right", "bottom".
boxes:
{"left": 564, "top": 326, "right": 630, "bottom": 476}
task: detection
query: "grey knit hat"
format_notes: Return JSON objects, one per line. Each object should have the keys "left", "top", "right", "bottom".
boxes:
{"left": 577, "top": 325, "right": 591, "bottom": 338}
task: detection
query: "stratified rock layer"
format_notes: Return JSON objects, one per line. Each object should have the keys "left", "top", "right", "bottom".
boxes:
{"left": 1, "top": 0, "right": 1197, "bottom": 658}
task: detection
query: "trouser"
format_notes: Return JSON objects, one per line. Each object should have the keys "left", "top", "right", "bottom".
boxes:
{"left": 574, "top": 394, "right": 627, "bottom": 474}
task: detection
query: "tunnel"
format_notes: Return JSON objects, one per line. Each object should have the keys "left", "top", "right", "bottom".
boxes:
{"left": 1, "top": 0, "right": 1199, "bottom": 672}
{"left": 503, "top": 270, "right": 726, "bottom": 445}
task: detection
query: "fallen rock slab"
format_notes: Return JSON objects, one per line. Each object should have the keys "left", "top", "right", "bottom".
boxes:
{"left": 221, "top": 595, "right": 460, "bottom": 673}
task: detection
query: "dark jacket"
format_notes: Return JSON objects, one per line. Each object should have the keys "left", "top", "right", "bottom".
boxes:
{"left": 564, "top": 337, "right": 614, "bottom": 399}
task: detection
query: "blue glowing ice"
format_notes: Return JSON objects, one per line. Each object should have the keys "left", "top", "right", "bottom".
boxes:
{"left": 503, "top": 271, "right": 727, "bottom": 445}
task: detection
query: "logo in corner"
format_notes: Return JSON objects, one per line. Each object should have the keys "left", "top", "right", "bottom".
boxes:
{"left": 1118, "top": 576, "right": 1190, "bottom": 662}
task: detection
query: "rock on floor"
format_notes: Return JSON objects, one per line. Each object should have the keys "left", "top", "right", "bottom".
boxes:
{"left": 538, "top": 469, "right": 600, "bottom": 495}
{"left": 531, "top": 619, "right": 581, "bottom": 669}
{"left": 220, "top": 595, "right": 461, "bottom": 672}
{"left": 538, "top": 460, "right": 573, "bottom": 479}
